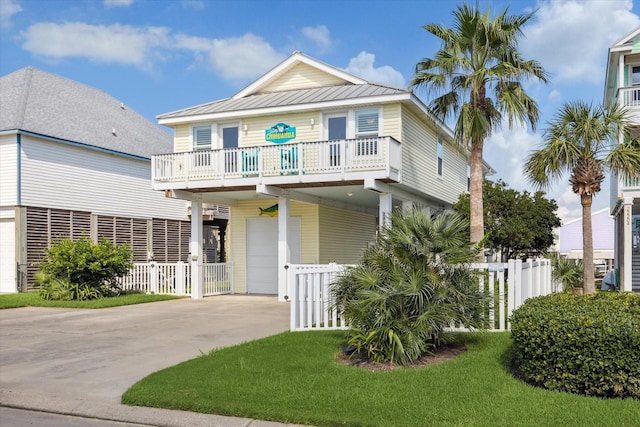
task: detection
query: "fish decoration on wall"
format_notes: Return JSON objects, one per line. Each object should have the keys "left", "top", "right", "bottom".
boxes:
{"left": 259, "top": 204, "right": 279, "bottom": 217}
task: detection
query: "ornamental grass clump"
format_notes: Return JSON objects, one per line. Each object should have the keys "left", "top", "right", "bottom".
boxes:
{"left": 510, "top": 292, "right": 640, "bottom": 399}
{"left": 331, "top": 210, "right": 487, "bottom": 366}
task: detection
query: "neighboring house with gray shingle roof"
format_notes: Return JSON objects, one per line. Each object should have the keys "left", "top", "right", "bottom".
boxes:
{"left": 0, "top": 67, "right": 194, "bottom": 293}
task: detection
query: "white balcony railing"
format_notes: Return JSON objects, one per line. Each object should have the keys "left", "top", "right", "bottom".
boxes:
{"left": 152, "top": 137, "right": 401, "bottom": 186}
{"left": 618, "top": 86, "right": 640, "bottom": 108}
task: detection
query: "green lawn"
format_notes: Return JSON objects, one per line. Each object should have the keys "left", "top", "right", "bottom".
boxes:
{"left": 122, "top": 331, "right": 640, "bottom": 427}
{"left": 0, "top": 292, "right": 182, "bottom": 309}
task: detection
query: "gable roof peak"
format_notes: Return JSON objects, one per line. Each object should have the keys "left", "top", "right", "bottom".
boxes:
{"left": 610, "top": 26, "right": 640, "bottom": 49}
{"left": 232, "top": 52, "right": 367, "bottom": 100}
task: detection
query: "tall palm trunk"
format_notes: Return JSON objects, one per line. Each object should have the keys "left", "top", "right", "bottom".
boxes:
{"left": 470, "top": 139, "right": 484, "bottom": 257}
{"left": 581, "top": 193, "right": 595, "bottom": 293}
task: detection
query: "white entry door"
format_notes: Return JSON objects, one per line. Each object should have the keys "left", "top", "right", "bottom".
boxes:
{"left": 246, "top": 217, "right": 301, "bottom": 294}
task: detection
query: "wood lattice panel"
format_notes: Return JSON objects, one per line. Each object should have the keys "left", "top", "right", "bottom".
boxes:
{"left": 25, "top": 207, "right": 92, "bottom": 290}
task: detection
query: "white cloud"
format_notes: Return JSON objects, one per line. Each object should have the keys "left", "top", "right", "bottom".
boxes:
{"left": 485, "top": 124, "right": 611, "bottom": 224}
{"left": 485, "top": 124, "right": 543, "bottom": 192}
{"left": 301, "top": 25, "right": 332, "bottom": 52}
{"left": 521, "top": 0, "right": 639, "bottom": 84}
{"left": 181, "top": 0, "right": 205, "bottom": 10}
{"left": 20, "top": 22, "right": 169, "bottom": 67}
{"left": 19, "top": 22, "right": 283, "bottom": 81}
{"left": 547, "top": 89, "right": 562, "bottom": 104}
{"left": 208, "top": 34, "right": 284, "bottom": 80}
{"left": 345, "top": 51, "right": 405, "bottom": 87}
{"left": 104, "top": 0, "right": 133, "bottom": 7}
{"left": 0, "top": 0, "right": 22, "bottom": 29}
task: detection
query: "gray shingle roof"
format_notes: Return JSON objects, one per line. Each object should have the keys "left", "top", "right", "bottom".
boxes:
{"left": 158, "top": 83, "right": 408, "bottom": 120}
{"left": 0, "top": 67, "right": 172, "bottom": 158}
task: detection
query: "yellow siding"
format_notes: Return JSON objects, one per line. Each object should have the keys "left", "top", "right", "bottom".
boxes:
{"left": 383, "top": 104, "right": 401, "bottom": 140}
{"left": 228, "top": 200, "right": 319, "bottom": 293}
{"left": 173, "top": 124, "right": 190, "bottom": 153}
{"left": 261, "top": 63, "right": 347, "bottom": 93}
{"left": 241, "top": 112, "right": 321, "bottom": 147}
{"left": 400, "top": 106, "right": 467, "bottom": 205}
{"left": 318, "top": 206, "right": 376, "bottom": 264}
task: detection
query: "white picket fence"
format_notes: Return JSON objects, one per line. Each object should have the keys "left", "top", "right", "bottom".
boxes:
{"left": 288, "top": 258, "right": 554, "bottom": 332}
{"left": 120, "top": 262, "right": 233, "bottom": 296}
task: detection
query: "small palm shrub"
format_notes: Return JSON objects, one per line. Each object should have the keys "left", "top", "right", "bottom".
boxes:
{"left": 331, "top": 210, "right": 487, "bottom": 365}
{"left": 36, "top": 236, "right": 133, "bottom": 301}
{"left": 549, "top": 253, "right": 583, "bottom": 292}
{"left": 510, "top": 292, "right": 640, "bottom": 399}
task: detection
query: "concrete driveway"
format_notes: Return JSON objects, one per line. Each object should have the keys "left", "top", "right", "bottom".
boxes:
{"left": 0, "top": 296, "right": 299, "bottom": 426}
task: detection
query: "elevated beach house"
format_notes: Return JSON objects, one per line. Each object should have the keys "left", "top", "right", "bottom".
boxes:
{"left": 154, "top": 52, "right": 482, "bottom": 300}
{"left": 605, "top": 27, "right": 640, "bottom": 292}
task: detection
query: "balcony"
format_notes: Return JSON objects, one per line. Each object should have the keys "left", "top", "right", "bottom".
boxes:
{"left": 152, "top": 137, "right": 401, "bottom": 191}
{"left": 618, "top": 87, "right": 640, "bottom": 123}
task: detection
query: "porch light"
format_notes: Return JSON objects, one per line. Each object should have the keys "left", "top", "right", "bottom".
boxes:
{"left": 347, "top": 192, "right": 353, "bottom": 197}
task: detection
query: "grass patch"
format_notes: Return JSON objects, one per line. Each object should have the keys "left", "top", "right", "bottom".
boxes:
{"left": 122, "top": 331, "right": 640, "bottom": 427}
{"left": 0, "top": 292, "right": 182, "bottom": 309}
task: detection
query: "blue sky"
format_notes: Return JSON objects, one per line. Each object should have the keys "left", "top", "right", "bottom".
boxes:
{"left": 1, "top": 0, "right": 639, "bottom": 223}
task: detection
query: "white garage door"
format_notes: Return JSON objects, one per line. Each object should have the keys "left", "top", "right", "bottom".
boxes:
{"left": 246, "top": 217, "right": 300, "bottom": 294}
{"left": 0, "top": 219, "right": 16, "bottom": 293}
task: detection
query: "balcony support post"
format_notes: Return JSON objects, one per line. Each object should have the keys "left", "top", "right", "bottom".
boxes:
{"left": 379, "top": 192, "right": 392, "bottom": 228}
{"left": 190, "top": 201, "right": 203, "bottom": 299}
{"left": 622, "top": 196, "right": 633, "bottom": 292}
{"left": 278, "top": 196, "right": 290, "bottom": 302}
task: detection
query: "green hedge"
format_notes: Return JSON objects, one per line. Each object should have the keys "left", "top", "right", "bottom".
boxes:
{"left": 510, "top": 292, "right": 640, "bottom": 399}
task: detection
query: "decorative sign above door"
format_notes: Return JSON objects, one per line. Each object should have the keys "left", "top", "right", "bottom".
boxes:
{"left": 265, "top": 122, "right": 296, "bottom": 144}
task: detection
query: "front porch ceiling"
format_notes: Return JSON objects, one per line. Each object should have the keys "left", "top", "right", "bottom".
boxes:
{"left": 167, "top": 182, "right": 446, "bottom": 215}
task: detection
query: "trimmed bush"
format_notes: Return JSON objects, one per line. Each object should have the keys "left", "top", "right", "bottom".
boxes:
{"left": 36, "top": 236, "right": 133, "bottom": 301}
{"left": 510, "top": 292, "right": 640, "bottom": 399}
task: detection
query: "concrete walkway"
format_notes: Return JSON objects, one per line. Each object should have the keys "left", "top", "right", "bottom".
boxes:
{"left": 0, "top": 296, "right": 306, "bottom": 426}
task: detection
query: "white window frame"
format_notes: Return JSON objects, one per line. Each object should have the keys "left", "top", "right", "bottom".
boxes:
{"left": 355, "top": 108, "right": 380, "bottom": 139}
{"left": 192, "top": 124, "right": 213, "bottom": 151}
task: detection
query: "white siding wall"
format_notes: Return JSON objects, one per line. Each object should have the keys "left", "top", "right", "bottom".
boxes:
{"left": 0, "top": 134, "right": 17, "bottom": 207}
{"left": 401, "top": 107, "right": 467, "bottom": 205}
{"left": 20, "top": 136, "right": 188, "bottom": 220}
{"left": 0, "top": 217, "right": 16, "bottom": 293}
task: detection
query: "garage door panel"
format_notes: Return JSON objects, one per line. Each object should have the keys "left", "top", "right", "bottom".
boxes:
{"left": 246, "top": 217, "right": 300, "bottom": 294}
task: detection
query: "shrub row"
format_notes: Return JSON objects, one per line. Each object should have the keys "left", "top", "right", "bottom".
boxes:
{"left": 510, "top": 292, "right": 640, "bottom": 399}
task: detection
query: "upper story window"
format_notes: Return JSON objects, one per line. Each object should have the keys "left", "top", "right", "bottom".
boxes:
{"left": 355, "top": 109, "right": 379, "bottom": 138}
{"left": 632, "top": 66, "right": 640, "bottom": 85}
{"left": 355, "top": 109, "right": 379, "bottom": 156}
{"left": 437, "top": 136, "right": 444, "bottom": 177}
{"left": 193, "top": 125, "right": 212, "bottom": 151}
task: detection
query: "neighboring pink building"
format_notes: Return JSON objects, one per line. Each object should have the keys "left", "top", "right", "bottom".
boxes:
{"left": 558, "top": 208, "right": 614, "bottom": 270}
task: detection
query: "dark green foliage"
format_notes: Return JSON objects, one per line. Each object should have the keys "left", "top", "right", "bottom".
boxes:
{"left": 510, "top": 292, "right": 640, "bottom": 399}
{"left": 453, "top": 179, "right": 561, "bottom": 260}
{"left": 36, "top": 236, "right": 133, "bottom": 300}
{"left": 331, "top": 210, "right": 488, "bottom": 365}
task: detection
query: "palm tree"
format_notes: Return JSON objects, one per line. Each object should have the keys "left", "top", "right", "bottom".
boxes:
{"left": 524, "top": 101, "right": 640, "bottom": 294}
{"left": 331, "top": 209, "right": 486, "bottom": 365}
{"left": 411, "top": 3, "right": 548, "bottom": 253}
